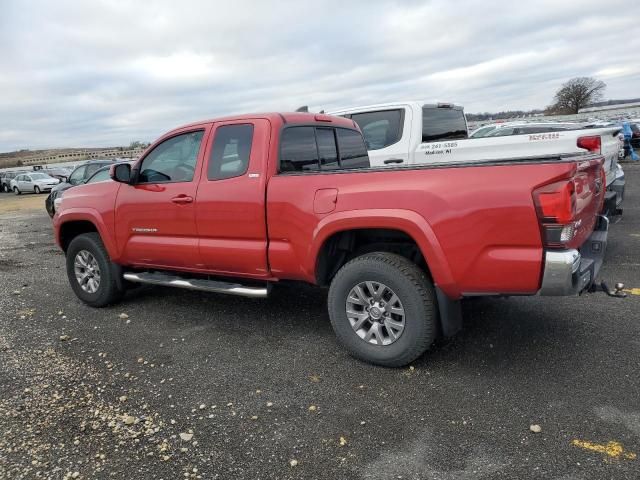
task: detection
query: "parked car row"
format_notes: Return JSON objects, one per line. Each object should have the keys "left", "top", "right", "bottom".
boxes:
{"left": 470, "top": 121, "right": 589, "bottom": 138}
{"left": 0, "top": 165, "right": 71, "bottom": 194}
{"left": 2, "top": 172, "right": 61, "bottom": 194}
{"left": 51, "top": 110, "right": 624, "bottom": 367}
{"left": 45, "top": 160, "right": 118, "bottom": 216}
{"left": 1, "top": 170, "right": 27, "bottom": 192}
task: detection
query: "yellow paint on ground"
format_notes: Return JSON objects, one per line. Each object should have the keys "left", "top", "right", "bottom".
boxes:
{"left": 623, "top": 288, "right": 640, "bottom": 296}
{"left": 571, "top": 439, "right": 637, "bottom": 460}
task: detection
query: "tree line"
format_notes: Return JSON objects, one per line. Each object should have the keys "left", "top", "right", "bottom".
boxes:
{"left": 468, "top": 76, "right": 612, "bottom": 120}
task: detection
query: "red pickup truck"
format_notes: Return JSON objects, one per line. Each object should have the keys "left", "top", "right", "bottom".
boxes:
{"left": 53, "top": 112, "right": 611, "bottom": 366}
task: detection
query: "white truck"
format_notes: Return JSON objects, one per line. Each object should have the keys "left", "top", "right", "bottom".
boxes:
{"left": 327, "top": 101, "right": 625, "bottom": 214}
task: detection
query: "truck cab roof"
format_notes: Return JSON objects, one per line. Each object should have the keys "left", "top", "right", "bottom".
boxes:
{"left": 328, "top": 101, "right": 463, "bottom": 115}
{"left": 165, "top": 112, "right": 358, "bottom": 136}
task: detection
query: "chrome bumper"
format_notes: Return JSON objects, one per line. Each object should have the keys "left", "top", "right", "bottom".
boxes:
{"left": 538, "top": 216, "right": 608, "bottom": 296}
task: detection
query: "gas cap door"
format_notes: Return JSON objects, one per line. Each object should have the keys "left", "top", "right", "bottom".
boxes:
{"left": 314, "top": 188, "right": 338, "bottom": 214}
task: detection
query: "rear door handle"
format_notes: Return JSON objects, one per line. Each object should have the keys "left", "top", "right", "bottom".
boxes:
{"left": 384, "top": 159, "right": 404, "bottom": 164}
{"left": 171, "top": 195, "right": 193, "bottom": 204}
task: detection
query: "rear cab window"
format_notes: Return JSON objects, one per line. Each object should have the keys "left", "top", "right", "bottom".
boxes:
{"left": 316, "top": 128, "right": 339, "bottom": 170}
{"left": 280, "top": 127, "right": 319, "bottom": 172}
{"left": 336, "top": 129, "right": 369, "bottom": 169}
{"left": 279, "top": 126, "right": 369, "bottom": 173}
{"left": 422, "top": 105, "right": 468, "bottom": 142}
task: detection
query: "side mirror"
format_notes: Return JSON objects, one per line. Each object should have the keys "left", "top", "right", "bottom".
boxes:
{"left": 110, "top": 163, "right": 131, "bottom": 183}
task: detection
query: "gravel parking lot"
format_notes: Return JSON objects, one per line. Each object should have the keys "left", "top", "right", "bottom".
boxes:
{"left": 1, "top": 165, "right": 639, "bottom": 480}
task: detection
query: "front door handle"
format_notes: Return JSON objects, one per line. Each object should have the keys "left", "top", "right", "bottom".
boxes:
{"left": 384, "top": 158, "right": 404, "bottom": 164}
{"left": 171, "top": 195, "right": 193, "bottom": 204}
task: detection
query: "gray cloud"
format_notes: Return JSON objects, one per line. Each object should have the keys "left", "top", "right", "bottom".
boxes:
{"left": 1, "top": 0, "right": 639, "bottom": 151}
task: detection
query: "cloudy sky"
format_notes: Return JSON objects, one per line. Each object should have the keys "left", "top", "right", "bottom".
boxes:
{"left": 1, "top": 0, "right": 639, "bottom": 152}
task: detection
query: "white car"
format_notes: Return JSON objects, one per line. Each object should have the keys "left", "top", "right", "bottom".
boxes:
{"left": 470, "top": 121, "right": 581, "bottom": 138}
{"left": 327, "top": 101, "right": 625, "bottom": 214}
{"left": 10, "top": 172, "right": 60, "bottom": 194}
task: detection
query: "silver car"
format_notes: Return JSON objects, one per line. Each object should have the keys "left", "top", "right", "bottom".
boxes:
{"left": 10, "top": 172, "right": 60, "bottom": 194}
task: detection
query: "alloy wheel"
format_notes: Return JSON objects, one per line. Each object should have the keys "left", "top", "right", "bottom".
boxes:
{"left": 74, "top": 250, "right": 101, "bottom": 294}
{"left": 345, "top": 281, "right": 406, "bottom": 346}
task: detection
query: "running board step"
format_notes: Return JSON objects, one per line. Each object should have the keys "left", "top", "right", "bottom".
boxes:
{"left": 123, "top": 272, "right": 269, "bottom": 298}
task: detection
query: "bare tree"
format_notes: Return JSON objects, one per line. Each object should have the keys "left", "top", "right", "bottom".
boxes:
{"left": 550, "top": 77, "right": 606, "bottom": 114}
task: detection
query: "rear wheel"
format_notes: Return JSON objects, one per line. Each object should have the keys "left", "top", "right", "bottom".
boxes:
{"left": 328, "top": 252, "right": 437, "bottom": 367}
{"left": 13, "top": 186, "right": 20, "bottom": 195}
{"left": 66, "top": 233, "right": 124, "bottom": 307}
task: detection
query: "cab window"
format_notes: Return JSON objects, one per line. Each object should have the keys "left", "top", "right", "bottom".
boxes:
{"left": 85, "top": 163, "right": 105, "bottom": 178}
{"left": 139, "top": 130, "right": 204, "bottom": 183}
{"left": 280, "top": 127, "right": 319, "bottom": 172}
{"left": 316, "top": 128, "right": 339, "bottom": 169}
{"left": 68, "top": 166, "right": 87, "bottom": 185}
{"left": 280, "top": 126, "right": 369, "bottom": 172}
{"left": 208, "top": 124, "right": 253, "bottom": 180}
{"left": 422, "top": 106, "right": 468, "bottom": 142}
{"left": 336, "top": 128, "right": 369, "bottom": 169}
{"left": 86, "top": 168, "right": 112, "bottom": 184}
{"left": 349, "top": 109, "right": 403, "bottom": 150}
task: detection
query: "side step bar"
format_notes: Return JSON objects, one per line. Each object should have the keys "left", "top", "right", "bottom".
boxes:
{"left": 123, "top": 272, "right": 269, "bottom": 298}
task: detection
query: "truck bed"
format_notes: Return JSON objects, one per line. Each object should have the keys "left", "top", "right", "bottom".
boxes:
{"left": 266, "top": 154, "right": 605, "bottom": 299}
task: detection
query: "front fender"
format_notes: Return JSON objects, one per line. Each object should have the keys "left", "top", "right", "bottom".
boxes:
{"left": 54, "top": 208, "right": 119, "bottom": 260}
{"left": 309, "top": 208, "right": 460, "bottom": 298}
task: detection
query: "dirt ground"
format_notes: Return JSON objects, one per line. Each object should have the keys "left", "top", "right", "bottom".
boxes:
{"left": 1, "top": 165, "right": 639, "bottom": 479}
{"left": 0, "top": 193, "right": 47, "bottom": 213}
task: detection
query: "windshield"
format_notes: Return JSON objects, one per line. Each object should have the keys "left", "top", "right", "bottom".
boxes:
{"left": 422, "top": 107, "right": 468, "bottom": 142}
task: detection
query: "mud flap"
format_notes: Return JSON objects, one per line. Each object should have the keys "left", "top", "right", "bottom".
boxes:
{"left": 435, "top": 287, "right": 462, "bottom": 337}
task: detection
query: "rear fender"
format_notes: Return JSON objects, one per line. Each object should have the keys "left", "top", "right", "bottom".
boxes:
{"left": 310, "top": 209, "right": 460, "bottom": 298}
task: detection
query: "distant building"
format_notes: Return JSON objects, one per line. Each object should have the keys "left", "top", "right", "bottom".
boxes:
{"left": 0, "top": 145, "right": 148, "bottom": 169}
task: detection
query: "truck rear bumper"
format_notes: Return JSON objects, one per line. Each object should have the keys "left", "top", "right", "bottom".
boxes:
{"left": 538, "top": 215, "right": 608, "bottom": 296}
{"left": 610, "top": 168, "right": 625, "bottom": 208}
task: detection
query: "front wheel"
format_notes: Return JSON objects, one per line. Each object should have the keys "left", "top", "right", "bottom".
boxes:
{"left": 34, "top": 186, "right": 41, "bottom": 194}
{"left": 328, "top": 252, "right": 437, "bottom": 367}
{"left": 66, "top": 232, "right": 124, "bottom": 307}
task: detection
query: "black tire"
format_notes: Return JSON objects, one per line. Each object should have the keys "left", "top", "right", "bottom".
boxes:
{"left": 328, "top": 252, "right": 437, "bottom": 367}
{"left": 66, "top": 232, "right": 124, "bottom": 307}
{"left": 34, "top": 186, "right": 41, "bottom": 194}
{"left": 13, "top": 186, "right": 20, "bottom": 195}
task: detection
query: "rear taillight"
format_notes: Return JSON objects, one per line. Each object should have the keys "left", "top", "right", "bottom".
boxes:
{"left": 533, "top": 180, "right": 578, "bottom": 247}
{"left": 534, "top": 180, "right": 576, "bottom": 223}
{"left": 577, "top": 135, "right": 601, "bottom": 153}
